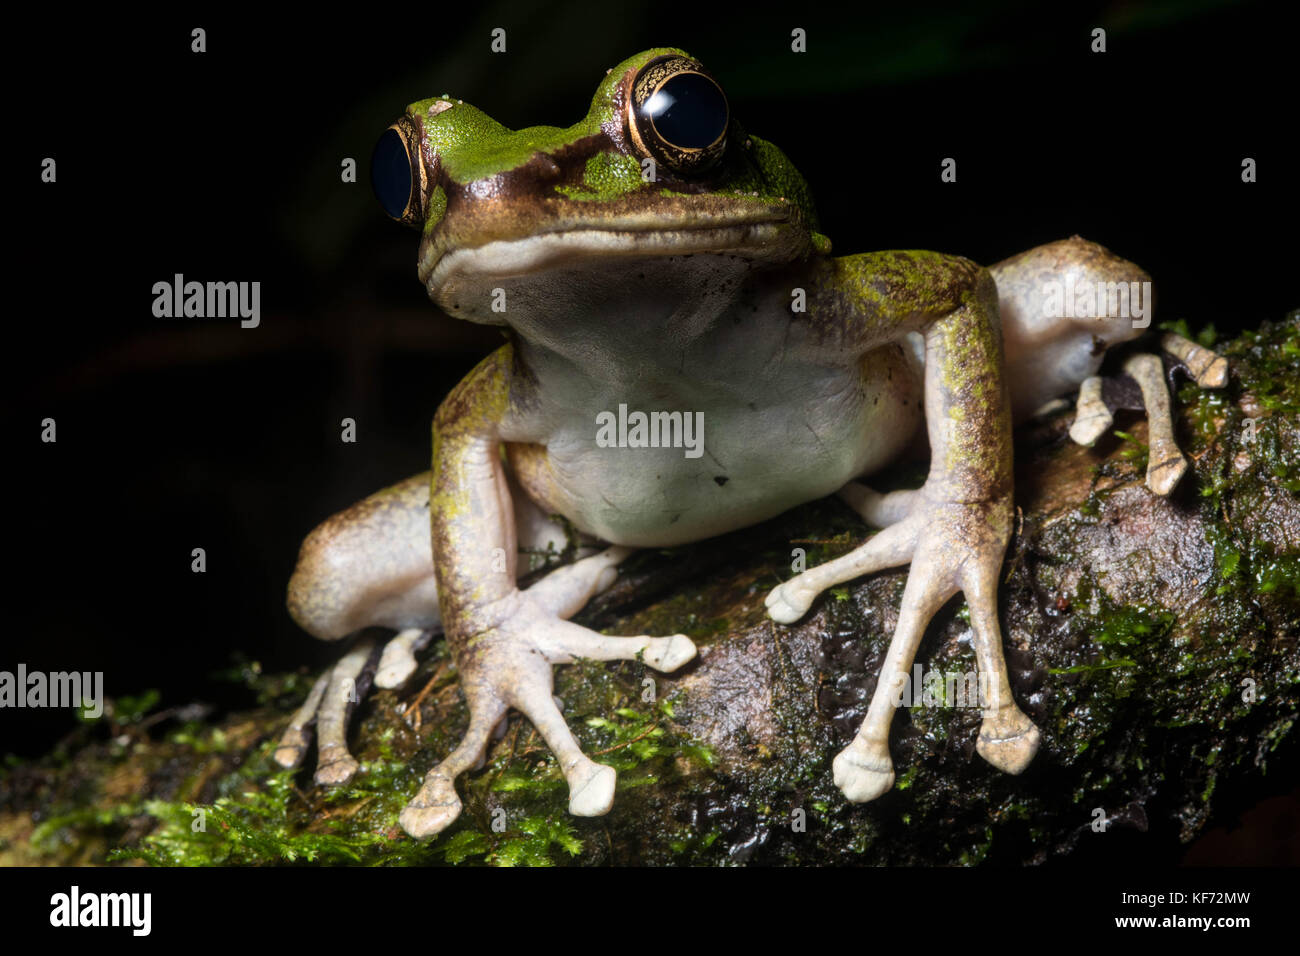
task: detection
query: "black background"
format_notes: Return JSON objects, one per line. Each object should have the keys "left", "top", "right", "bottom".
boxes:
{"left": 7, "top": 0, "right": 1297, "bottom": 864}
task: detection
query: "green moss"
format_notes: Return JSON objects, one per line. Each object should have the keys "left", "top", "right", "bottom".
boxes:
{"left": 32, "top": 803, "right": 142, "bottom": 854}
{"left": 110, "top": 769, "right": 387, "bottom": 866}
{"left": 1159, "top": 317, "right": 1218, "bottom": 349}
{"left": 1253, "top": 543, "right": 1300, "bottom": 597}
{"left": 1048, "top": 658, "right": 1137, "bottom": 675}
{"left": 436, "top": 816, "right": 582, "bottom": 867}
{"left": 1110, "top": 429, "right": 1149, "bottom": 478}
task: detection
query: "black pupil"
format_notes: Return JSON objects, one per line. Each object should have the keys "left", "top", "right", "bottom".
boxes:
{"left": 371, "top": 128, "right": 413, "bottom": 218}
{"left": 644, "top": 72, "right": 727, "bottom": 149}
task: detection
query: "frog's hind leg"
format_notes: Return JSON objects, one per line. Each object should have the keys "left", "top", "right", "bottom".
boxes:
{"left": 278, "top": 470, "right": 582, "bottom": 787}
{"left": 1067, "top": 332, "right": 1229, "bottom": 495}
{"left": 272, "top": 636, "right": 393, "bottom": 779}
{"left": 837, "top": 482, "right": 919, "bottom": 528}
{"left": 277, "top": 473, "right": 441, "bottom": 781}
{"left": 272, "top": 671, "right": 329, "bottom": 770}
{"left": 1160, "top": 332, "right": 1228, "bottom": 388}
{"left": 309, "top": 637, "right": 379, "bottom": 785}
{"left": 1068, "top": 375, "right": 1113, "bottom": 446}
{"left": 1120, "top": 353, "right": 1188, "bottom": 495}
{"left": 375, "top": 627, "right": 435, "bottom": 689}
{"left": 990, "top": 236, "right": 1227, "bottom": 496}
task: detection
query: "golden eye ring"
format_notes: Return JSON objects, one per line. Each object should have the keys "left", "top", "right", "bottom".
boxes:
{"left": 627, "top": 55, "right": 729, "bottom": 176}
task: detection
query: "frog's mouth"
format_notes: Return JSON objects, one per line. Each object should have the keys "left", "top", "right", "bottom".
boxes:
{"left": 418, "top": 195, "right": 811, "bottom": 309}
{"left": 429, "top": 220, "right": 793, "bottom": 288}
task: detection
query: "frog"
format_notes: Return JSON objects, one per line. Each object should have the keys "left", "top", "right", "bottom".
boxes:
{"left": 275, "top": 47, "right": 1228, "bottom": 839}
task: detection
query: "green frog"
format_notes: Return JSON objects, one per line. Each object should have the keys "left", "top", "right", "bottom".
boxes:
{"left": 276, "top": 48, "right": 1228, "bottom": 839}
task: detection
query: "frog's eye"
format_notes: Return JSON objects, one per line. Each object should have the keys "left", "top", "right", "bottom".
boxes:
{"left": 371, "top": 117, "right": 426, "bottom": 227}
{"left": 628, "top": 56, "right": 729, "bottom": 175}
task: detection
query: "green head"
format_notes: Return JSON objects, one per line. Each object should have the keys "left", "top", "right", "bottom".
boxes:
{"left": 370, "top": 48, "right": 826, "bottom": 319}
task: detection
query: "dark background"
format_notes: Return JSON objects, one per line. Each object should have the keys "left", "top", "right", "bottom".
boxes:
{"left": 8, "top": 0, "right": 1296, "bottom": 862}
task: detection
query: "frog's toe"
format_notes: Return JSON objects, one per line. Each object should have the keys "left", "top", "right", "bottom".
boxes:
{"left": 401, "top": 697, "right": 507, "bottom": 840}
{"left": 374, "top": 627, "right": 433, "bottom": 689}
{"left": 314, "top": 745, "right": 360, "bottom": 787}
{"left": 1146, "top": 450, "right": 1189, "bottom": 496}
{"left": 532, "top": 618, "right": 697, "bottom": 672}
{"left": 836, "top": 481, "right": 919, "bottom": 528}
{"left": 273, "top": 671, "right": 330, "bottom": 769}
{"left": 1069, "top": 375, "right": 1113, "bottom": 446}
{"left": 309, "top": 638, "right": 377, "bottom": 787}
{"left": 1122, "top": 353, "right": 1189, "bottom": 495}
{"left": 1161, "top": 332, "right": 1228, "bottom": 389}
{"left": 272, "top": 737, "right": 308, "bottom": 770}
{"left": 766, "top": 521, "right": 918, "bottom": 625}
{"left": 976, "top": 708, "right": 1041, "bottom": 775}
{"left": 567, "top": 762, "right": 617, "bottom": 817}
{"left": 765, "top": 580, "right": 814, "bottom": 624}
{"left": 523, "top": 545, "right": 634, "bottom": 619}
{"left": 400, "top": 770, "right": 464, "bottom": 839}
{"left": 833, "top": 735, "right": 895, "bottom": 803}
{"left": 643, "top": 634, "right": 697, "bottom": 672}
{"left": 511, "top": 676, "right": 619, "bottom": 819}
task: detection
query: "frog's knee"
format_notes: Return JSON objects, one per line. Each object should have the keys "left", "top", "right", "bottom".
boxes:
{"left": 993, "top": 236, "right": 1152, "bottom": 343}
{"left": 287, "top": 522, "right": 440, "bottom": 641}
{"left": 287, "top": 477, "right": 441, "bottom": 640}
{"left": 993, "top": 237, "right": 1156, "bottom": 419}
{"left": 287, "top": 526, "right": 345, "bottom": 639}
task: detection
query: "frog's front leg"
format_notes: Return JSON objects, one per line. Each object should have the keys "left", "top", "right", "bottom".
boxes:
{"left": 767, "top": 251, "right": 1037, "bottom": 801}
{"left": 398, "top": 346, "right": 696, "bottom": 839}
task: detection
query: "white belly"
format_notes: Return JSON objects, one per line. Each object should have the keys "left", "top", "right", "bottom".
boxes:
{"left": 535, "top": 344, "right": 923, "bottom": 547}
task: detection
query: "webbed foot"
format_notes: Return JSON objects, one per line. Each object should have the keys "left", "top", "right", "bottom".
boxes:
{"left": 767, "top": 487, "right": 1038, "bottom": 804}
{"left": 401, "top": 549, "right": 697, "bottom": 839}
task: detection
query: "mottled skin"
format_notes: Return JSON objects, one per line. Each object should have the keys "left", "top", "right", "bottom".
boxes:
{"left": 279, "top": 49, "right": 1227, "bottom": 836}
